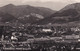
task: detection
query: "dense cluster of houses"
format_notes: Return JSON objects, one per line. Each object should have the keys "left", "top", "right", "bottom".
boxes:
{"left": 0, "top": 25, "right": 80, "bottom": 41}
{"left": 0, "top": 25, "right": 80, "bottom": 51}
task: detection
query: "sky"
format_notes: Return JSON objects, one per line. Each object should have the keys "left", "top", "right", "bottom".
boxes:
{"left": 0, "top": 0, "right": 80, "bottom": 10}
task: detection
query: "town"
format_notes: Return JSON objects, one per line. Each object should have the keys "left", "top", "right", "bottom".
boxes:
{"left": 0, "top": 25, "right": 80, "bottom": 51}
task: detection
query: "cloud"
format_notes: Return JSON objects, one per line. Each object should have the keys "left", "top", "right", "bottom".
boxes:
{"left": 22, "top": 0, "right": 70, "bottom": 3}
{"left": 0, "top": 0, "right": 77, "bottom": 4}
{"left": 74, "top": 0, "right": 80, "bottom": 2}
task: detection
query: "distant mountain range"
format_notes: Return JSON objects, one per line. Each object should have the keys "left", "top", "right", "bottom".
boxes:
{"left": 35, "top": 3, "right": 80, "bottom": 25}
{"left": 1, "top": 3, "right": 80, "bottom": 26}
{"left": 0, "top": 4, "right": 55, "bottom": 24}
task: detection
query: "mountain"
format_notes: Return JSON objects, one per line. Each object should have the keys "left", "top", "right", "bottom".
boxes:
{"left": 60, "top": 3, "right": 80, "bottom": 12}
{"left": 0, "top": 4, "right": 56, "bottom": 24}
{"left": 0, "top": 11, "right": 17, "bottom": 23}
{"left": 18, "top": 13, "right": 44, "bottom": 24}
{"left": 35, "top": 3, "right": 80, "bottom": 25}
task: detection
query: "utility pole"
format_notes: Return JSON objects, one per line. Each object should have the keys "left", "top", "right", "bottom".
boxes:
{"left": 1, "top": 26, "right": 5, "bottom": 42}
